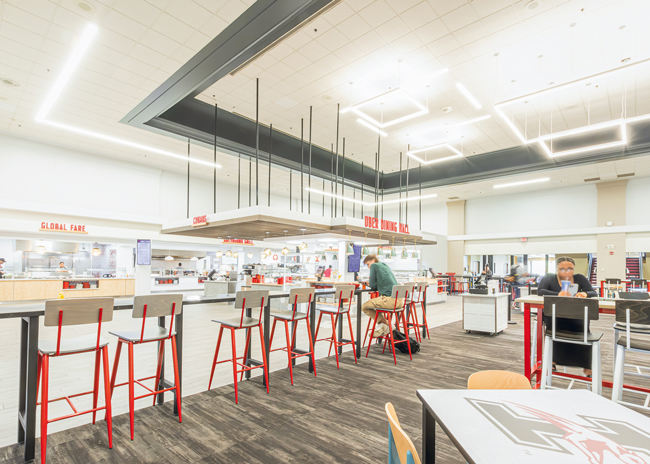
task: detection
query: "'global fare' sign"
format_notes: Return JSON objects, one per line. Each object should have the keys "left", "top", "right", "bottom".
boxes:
{"left": 364, "top": 216, "right": 409, "bottom": 234}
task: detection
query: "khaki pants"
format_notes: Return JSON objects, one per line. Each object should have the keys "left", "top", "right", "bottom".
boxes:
{"left": 362, "top": 296, "right": 404, "bottom": 323}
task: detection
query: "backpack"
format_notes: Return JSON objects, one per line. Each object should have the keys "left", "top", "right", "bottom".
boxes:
{"left": 391, "top": 330, "right": 420, "bottom": 354}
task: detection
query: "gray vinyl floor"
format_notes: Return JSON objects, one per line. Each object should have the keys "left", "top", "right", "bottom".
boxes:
{"left": 1, "top": 297, "right": 649, "bottom": 463}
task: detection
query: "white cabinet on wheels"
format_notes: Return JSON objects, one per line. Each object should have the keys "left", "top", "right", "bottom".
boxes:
{"left": 462, "top": 292, "right": 509, "bottom": 336}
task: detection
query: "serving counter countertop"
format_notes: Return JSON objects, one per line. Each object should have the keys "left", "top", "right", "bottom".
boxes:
{"left": 0, "top": 277, "right": 135, "bottom": 302}
{"left": 3, "top": 277, "right": 135, "bottom": 281}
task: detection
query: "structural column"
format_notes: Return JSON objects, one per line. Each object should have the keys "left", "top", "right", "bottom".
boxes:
{"left": 446, "top": 200, "right": 465, "bottom": 274}
{"left": 596, "top": 180, "right": 627, "bottom": 280}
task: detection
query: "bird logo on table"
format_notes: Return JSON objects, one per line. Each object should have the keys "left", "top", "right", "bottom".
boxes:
{"left": 468, "top": 398, "right": 650, "bottom": 463}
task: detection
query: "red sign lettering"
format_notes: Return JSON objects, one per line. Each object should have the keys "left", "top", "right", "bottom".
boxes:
{"left": 223, "top": 239, "right": 255, "bottom": 245}
{"left": 39, "top": 222, "right": 88, "bottom": 234}
{"left": 192, "top": 215, "right": 208, "bottom": 227}
{"left": 363, "top": 216, "right": 409, "bottom": 234}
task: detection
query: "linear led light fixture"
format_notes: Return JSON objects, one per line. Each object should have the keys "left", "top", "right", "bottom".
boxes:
{"left": 494, "top": 178, "right": 550, "bottom": 189}
{"left": 494, "top": 57, "right": 650, "bottom": 153}
{"left": 456, "top": 83, "right": 482, "bottom": 109}
{"left": 357, "top": 118, "right": 387, "bottom": 136}
{"left": 35, "top": 23, "right": 221, "bottom": 169}
{"left": 407, "top": 143, "right": 463, "bottom": 165}
{"left": 535, "top": 119, "right": 627, "bottom": 158}
{"left": 410, "top": 115, "right": 491, "bottom": 138}
{"left": 340, "top": 87, "right": 428, "bottom": 128}
{"left": 304, "top": 187, "right": 436, "bottom": 207}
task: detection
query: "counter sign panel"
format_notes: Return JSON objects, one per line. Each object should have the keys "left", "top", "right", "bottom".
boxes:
{"left": 192, "top": 215, "right": 208, "bottom": 227}
{"left": 40, "top": 222, "right": 88, "bottom": 234}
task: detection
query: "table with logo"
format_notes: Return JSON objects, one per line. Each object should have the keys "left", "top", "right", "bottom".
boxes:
{"left": 418, "top": 389, "right": 650, "bottom": 463}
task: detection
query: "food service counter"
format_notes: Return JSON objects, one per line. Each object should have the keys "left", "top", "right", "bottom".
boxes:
{"left": 0, "top": 278, "right": 135, "bottom": 301}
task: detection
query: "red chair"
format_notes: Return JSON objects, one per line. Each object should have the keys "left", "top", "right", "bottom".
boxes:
{"left": 269, "top": 287, "right": 316, "bottom": 385}
{"left": 38, "top": 298, "right": 114, "bottom": 464}
{"left": 407, "top": 282, "right": 430, "bottom": 342}
{"left": 208, "top": 290, "right": 270, "bottom": 403}
{"left": 365, "top": 285, "right": 412, "bottom": 364}
{"left": 108, "top": 294, "right": 182, "bottom": 440}
{"left": 315, "top": 284, "right": 357, "bottom": 369}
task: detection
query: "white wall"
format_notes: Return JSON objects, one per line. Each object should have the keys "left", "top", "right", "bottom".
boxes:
{"left": 465, "top": 185, "right": 598, "bottom": 235}
{"left": 626, "top": 178, "right": 650, "bottom": 226}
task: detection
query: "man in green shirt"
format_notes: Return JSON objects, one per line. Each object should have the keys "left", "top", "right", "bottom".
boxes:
{"left": 362, "top": 254, "right": 403, "bottom": 338}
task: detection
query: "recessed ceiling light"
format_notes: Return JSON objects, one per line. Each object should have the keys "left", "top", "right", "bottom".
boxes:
{"left": 548, "top": 81, "right": 555, "bottom": 85}
{"left": 74, "top": 0, "right": 97, "bottom": 13}
{"left": 511, "top": 79, "right": 517, "bottom": 83}
{"left": 569, "top": 22, "right": 577, "bottom": 28}
{"left": 525, "top": 0, "right": 541, "bottom": 11}
{"left": 0, "top": 77, "right": 20, "bottom": 87}
{"left": 621, "top": 57, "right": 631, "bottom": 63}
{"left": 494, "top": 178, "right": 550, "bottom": 189}
{"left": 440, "top": 106, "right": 453, "bottom": 113}
{"left": 494, "top": 52, "right": 500, "bottom": 57}
{"left": 537, "top": 55, "right": 544, "bottom": 59}
{"left": 322, "top": 95, "right": 332, "bottom": 101}
{"left": 619, "top": 25, "right": 626, "bottom": 30}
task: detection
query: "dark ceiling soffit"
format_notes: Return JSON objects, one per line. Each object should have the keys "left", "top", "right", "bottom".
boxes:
{"left": 121, "top": 0, "right": 335, "bottom": 127}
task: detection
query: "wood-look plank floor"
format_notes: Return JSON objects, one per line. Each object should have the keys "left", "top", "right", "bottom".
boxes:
{"left": 1, "top": 307, "right": 649, "bottom": 464}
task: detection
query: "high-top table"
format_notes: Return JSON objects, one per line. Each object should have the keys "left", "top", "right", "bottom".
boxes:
{"left": 1, "top": 287, "right": 373, "bottom": 462}
{"left": 515, "top": 295, "right": 650, "bottom": 400}
{"left": 418, "top": 389, "right": 650, "bottom": 463}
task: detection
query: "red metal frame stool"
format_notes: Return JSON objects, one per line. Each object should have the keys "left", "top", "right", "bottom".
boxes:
{"left": 407, "top": 282, "right": 430, "bottom": 342}
{"left": 208, "top": 290, "right": 270, "bottom": 404}
{"left": 314, "top": 284, "right": 357, "bottom": 369}
{"left": 108, "top": 294, "right": 183, "bottom": 440}
{"left": 269, "top": 287, "right": 316, "bottom": 385}
{"left": 365, "top": 285, "right": 412, "bottom": 364}
{"left": 38, "top": 298, "right": 115, "bottom": 464}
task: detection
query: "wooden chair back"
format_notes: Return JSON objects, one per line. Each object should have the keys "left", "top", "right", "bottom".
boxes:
{"left": 543, "top": 296, "right": 599, "bottom": 321}
{"left": 615, "top": 300, "right": 650, "bottom": 326}
{"left": 288, "top": 287, "right": 315, "bottom": 305}
{"left": 385, "top": 403, "right": 422, "bottom": 464}
{"left": 133, "top": 294, "right": 183, "bottom": 318}
{"left": 44, "top": 298, "right": 114, "bottom": 326}
{"left": 617, "top": 291, "right": 650, "bottom": 300}
{"left": 467, "top": 370, "right": 531, "bottom": 390}
{"left": 235, "top": 290, "right": 269, "bottom": 310}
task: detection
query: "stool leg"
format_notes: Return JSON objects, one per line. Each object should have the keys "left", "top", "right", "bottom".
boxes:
{"left": 315, "top": 312, "right": 323, "bottom": 340}
{"left": 365, "top": 313, "right": 380, "bottom": 358}
{"left": 420, "top": 301, "right": 430, "bottom": 340}
{"left": 36, "top": 353, "right": 42, "bottom": 403}
{"left": 612, "top": 344, "right": 626, "bottom": 402}
{"left": 327, "top": 313, "right": 336, "bottom": 358}
{"left": 127, "top": 342, "right": 135, "bottom": 440}
{"left": 591, "top": 341, "right": 602, "bottom": 396}
{"left": 258, "top": 325, "right": 270, "bottom": 394}
{"left": 540, "top": 336, "right": 552, "bottom": 390}
{"left": 170, "top": 335, "right": 182, "bottom": 421}
{"left": 153, "top": 339, "right": 165, "bottom": 404}
{"left": 347, "top": 311, "right": 357, "bottom": 364}
{"left": 305, "top": 317, "right": 317, "bottom": 377}
{"left": 109, "top": 340, "right": 122, "bottom": 399}
{"left": 402, "top": 311, "right": 412, "bottom": 361}
{"left": 410, "top": 303, "right": 421, "bottom": 343}
{"left": 284, "top": 321, "right": 294, "bottom": 385}
{"left": 92, "top": 349, "right": 101, "bottom": 424}
{"left": 387, "top": 313, "right": 397, "bottom": 365}
{"left": 240, "top": 328, "right": 252, "bottom": 382}
{"left": 269, "top": 319, "right": 277, "bottom": 352}
{"left": 101, "top": 346, "right": 113, "bottom": 449}
{"left": 362, "top": 318, "right": 372, "bottom": 348}
{"left": 330, "top": 314, "right": 339, "bottom": 368}
{"left": 208, "top": 326, "right": 223, "bottom": 391}
{"left": 40, "top": 355, "right": 49, "bottom": 464}
{"left": 230, "top": 329, "right": 239, "bottom": 404}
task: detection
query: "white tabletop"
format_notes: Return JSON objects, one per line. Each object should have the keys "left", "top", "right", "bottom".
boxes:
{"left": 417, "top": 389, "right": 650, "bottom": 464}
{"left": 462, "top": 292, "right": 510, "bottom": 298}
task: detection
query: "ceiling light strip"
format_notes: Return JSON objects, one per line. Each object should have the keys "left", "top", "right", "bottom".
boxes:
{"left": 357, "top": 118, "right": 387, "bottom": 136}
{"left": 304, "top": 187, "right": 436, "bottom": 207}
{"left": 493, "top": 178, "right": 550, "bottom": 189}
{"left": 455, "top": 83, "right": 482, "bottom": 109}
{"left": 35, "top": 23, "right": 221, "bottom": 170}
{"left": 36, "top": 24, "right": 99, "bottom": 121}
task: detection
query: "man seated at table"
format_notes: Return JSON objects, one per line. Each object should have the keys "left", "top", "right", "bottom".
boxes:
{"left": 361, "top": 254, "right": 403, "bottom": 338}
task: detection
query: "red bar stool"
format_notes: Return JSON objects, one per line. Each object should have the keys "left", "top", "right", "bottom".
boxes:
{"left": 269, "top": 287, "right": 316, "bottom": 385}
{"left": 208, "top": 290, "right": 270, "bottom": 404}
{"left": 314, "top": 284, "right": 357, "bottom": 369}
{"left": 38, "top": 298, "right": 115, "bottom": 464}
{"left": 365, "top": 285, "right": 412, "bottom": 364}
{"left": 407, "top": 282, "right": 430, "bottom": 342}
{"left": 108, "top": 294, "right": 182, "bottom": 440}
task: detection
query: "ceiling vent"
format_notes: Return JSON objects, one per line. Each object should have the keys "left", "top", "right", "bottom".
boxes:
{"left": 584, "top": 177, "right": 600, "bottom": 182}
{"left": 448, "top": 196, "right": 460, "bottom": 200}
{"left": 617, "top": 172, "right": 635, "bottom": 178}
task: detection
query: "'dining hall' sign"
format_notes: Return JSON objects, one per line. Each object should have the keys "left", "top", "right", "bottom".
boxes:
{"left": 364, "top": 216, "right": 410, "bottom": 234}
{"left": 223, "top": 239, "right": 255, "bottom": 245}
{"left": 192, "top": 215, "right": 208, "bottom": 227}
{"left": 40, "top": 222, "right": 88, "bottom": 234}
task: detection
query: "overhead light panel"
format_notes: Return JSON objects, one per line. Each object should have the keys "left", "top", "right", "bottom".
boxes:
{"left": 357, "top": 119, "right": 388, "bottom": 136}
{"left": 455, "top": 83, "right": 482, "bottom": 109}
{"left": 341, "top": 87, "right": 428, "bottom": 128}
{"left": 494, "top": 178, "right": 550, "bottom": 189}
{"left": 407, "top": 144, "right": 463, "bottom": 165}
